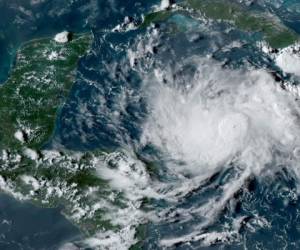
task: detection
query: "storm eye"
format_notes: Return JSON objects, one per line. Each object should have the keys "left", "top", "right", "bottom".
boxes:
{"left": 218, "top": 113, "right": 249, "bottom": 143}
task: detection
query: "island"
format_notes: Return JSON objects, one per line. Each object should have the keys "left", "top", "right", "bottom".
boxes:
{"left": 142, "top": 0, "right": 299, "bottom": 49}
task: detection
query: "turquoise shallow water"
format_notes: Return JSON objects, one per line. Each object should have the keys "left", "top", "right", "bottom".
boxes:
{"left": 0, "top": 1, "right": 154, "bottom": 249}
{"left": 1, "top": 0, "right": 300, "bottom": 249}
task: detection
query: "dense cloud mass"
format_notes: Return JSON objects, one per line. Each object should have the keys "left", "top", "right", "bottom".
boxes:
{"left": 136, "top": 58, "right": 300, "bottom": 246}
{"left": 1, "top": 0, "right": 300, "bottom": 249}
{"left": 142, "top": 58, "right": 300, "bottom": 178}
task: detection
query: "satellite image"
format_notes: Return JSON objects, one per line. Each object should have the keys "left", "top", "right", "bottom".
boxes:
{"left": 0, "top": 0, "right": 300, "bottom": 249}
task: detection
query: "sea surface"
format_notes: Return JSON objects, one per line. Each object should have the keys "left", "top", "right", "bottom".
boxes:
{"left": 0, "top": 194, "right": 80, "bottom": 250}
{"left": 1, "top": 0, "right": 300, "bottom": 249}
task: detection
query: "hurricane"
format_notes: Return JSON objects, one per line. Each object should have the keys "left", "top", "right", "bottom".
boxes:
{"left": 1, "top": 0, "right": 300, "bottom": 249}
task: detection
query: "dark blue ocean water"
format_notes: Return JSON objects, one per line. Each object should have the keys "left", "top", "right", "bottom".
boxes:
{"left": 1, "top": 0, "right": 300, "bottom": 249}
{"left": 0, "top": 194, "right": 80, "bottom": 250}
{"left": 0, "top": 0, "right": 155, "bottom": 249}
{"left": 0, "top": 0, "right": 155, "bottom": 83}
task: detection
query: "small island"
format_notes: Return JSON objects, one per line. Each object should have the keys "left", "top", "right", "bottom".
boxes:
{"left": 142, "top": 0, "right": 299, "bottom": 49}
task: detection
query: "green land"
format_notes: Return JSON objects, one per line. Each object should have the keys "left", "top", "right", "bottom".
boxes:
{"left": 0, "top": 33, "right": 92, "bottom": 150}
{"left": 2, "top": 0, "right": 296, "bottom": 245}
{"left": 142, "top": 0, "right": 299, "bottom": 48}
{"left": 0, "top": 33, "right": 121, "bottom": 235}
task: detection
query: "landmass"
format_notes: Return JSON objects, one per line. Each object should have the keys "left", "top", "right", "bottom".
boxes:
{"left": 0, "top": 31, "right": 127, "bottom": 240}
{"left": 142, "top": 0, "right": 299, "bottom": 49}
{"left": 0, "top": 32, "right": 91, "bottom": 150}
{"left": 1, "top": 1, "right": 299, "bottom": 248}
